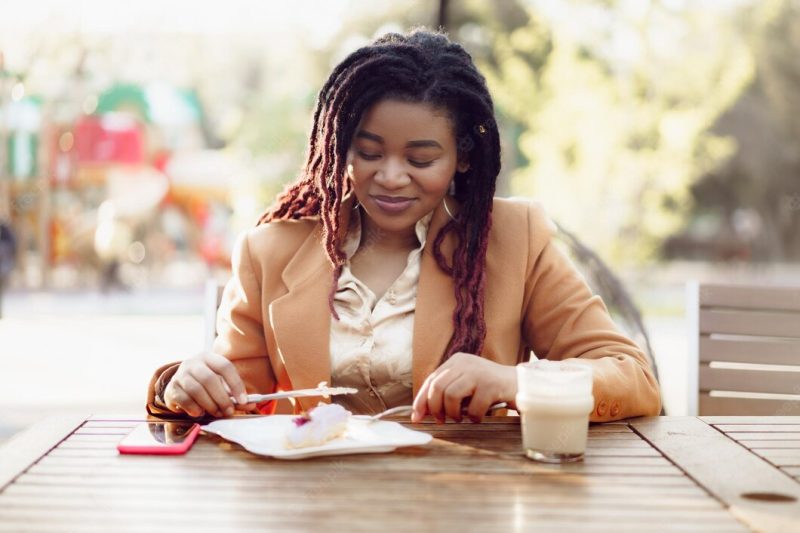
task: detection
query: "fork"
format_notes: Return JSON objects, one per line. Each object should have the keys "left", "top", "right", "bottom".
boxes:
{"left": 352, "top": 402, "right": 508, "bottom": 423}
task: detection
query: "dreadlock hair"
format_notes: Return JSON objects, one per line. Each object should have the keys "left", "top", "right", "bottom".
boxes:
{"left": 257, "top": 28, "right": 501, "bottom": 361}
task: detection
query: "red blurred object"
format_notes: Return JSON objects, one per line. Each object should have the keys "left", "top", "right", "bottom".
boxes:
{"left": 74, "top": 115, "right": 144, "bottom": 164}
{"left": 199, "top": 233, "right": 223, "bottom": 264}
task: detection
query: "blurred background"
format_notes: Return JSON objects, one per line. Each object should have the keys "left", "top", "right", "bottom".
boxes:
{"left": 1, "top": 0, "right": 798, "bottom": 442}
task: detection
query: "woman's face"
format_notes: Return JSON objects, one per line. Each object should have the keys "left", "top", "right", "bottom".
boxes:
{"left": 346, "top": 98, "right": 468, "bottom": 237}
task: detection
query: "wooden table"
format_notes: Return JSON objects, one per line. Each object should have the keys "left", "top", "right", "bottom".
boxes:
{"left": 1, "top": 416, "right": 800, "bottom": 532}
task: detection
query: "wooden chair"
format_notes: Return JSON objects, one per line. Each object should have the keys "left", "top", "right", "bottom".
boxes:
{"left": 203, "top": 278, "right": 226, "bottom": 352}
{"left": 555, "top": 222, "right": 665, "bottom": 415}
{"left": 688, "top": 282, "right": 800, "bottom": 415}
{"left": 204, "top": 278, "right": 294, "bottom": 414}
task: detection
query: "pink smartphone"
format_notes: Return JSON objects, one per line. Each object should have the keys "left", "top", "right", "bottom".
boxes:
{"left": 117, "top": 422, "right": 201, "bottom": 455}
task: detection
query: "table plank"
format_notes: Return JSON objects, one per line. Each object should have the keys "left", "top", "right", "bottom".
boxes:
{"left": 0, "top": 415, "right": 86, "bottom": 492}
{"left": 0, "top": 504, "right": 746, "bottom": 527}
{"left": 701, "top": 417, "right": 800, "bottom": 425}
{"left": 4, "top": 479, "right": 710, "bottom": 498}
{"left": 716, "top": 425, "right": 800, "bottom": 433}
{"left": 725, "top": 433, "right": 800, "bottom": 441}
{"left": 0, "top": 511, "right": 739, "bottom": 533}
{"left": 737, "top": 441, "right": 800, "bottom": 449}
{"left": 631, "top": 416, "right": 800, "bottom": 533}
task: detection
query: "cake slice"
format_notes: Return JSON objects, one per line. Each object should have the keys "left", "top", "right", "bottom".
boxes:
{"left": 285, "top": 402, "right": 351, "bottom": 449}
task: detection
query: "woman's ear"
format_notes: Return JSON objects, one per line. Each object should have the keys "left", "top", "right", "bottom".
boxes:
{"left": 457, "top": 158, "right": 470, "bottom": 173}
{"left": 346, "top": 150, "right": 355, "bottom": 179}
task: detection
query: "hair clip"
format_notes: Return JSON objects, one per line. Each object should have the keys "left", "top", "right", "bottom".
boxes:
{"left": 477, "top": 124, "right": 487, "bottom": 135}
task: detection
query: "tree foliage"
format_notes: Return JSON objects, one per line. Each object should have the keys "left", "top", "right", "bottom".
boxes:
{"left": 470, "top": 0, "right": 754, "bottom": 264}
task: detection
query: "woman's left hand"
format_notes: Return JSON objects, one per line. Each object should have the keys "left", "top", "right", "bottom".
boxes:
{"left": 411, "top": 353, "right": 517, "bottom": 424}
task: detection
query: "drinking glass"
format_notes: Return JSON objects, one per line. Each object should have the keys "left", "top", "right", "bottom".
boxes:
{"left": 516, "top": 360, "right": 594, "bottom": 463}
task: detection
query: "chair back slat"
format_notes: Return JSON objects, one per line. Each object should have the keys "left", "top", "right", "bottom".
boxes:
{"left": 700, "top": 309, "right": 800, "bottom": 338}
{"left": 700, "top": 337, "right": 800, "bottom": 365}
{"left": 690, "top": 282, "right": 800, "bottom": 416}
{"left": 700, "top": 366, "right": 800, "bottom": 395}
{"left": 700, "top": 284, "right": 800, "bottom": 312}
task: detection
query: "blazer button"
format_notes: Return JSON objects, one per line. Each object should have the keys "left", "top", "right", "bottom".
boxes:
{"left": 596, "top": 400, "right": 608, "bottom": 417}
{"left": 609, "top": 402, "right": 620, "bottom": 418}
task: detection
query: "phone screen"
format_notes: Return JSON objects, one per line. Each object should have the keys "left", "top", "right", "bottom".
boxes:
{"left": 118, "top": 422, "right": 199, "bottom": 450}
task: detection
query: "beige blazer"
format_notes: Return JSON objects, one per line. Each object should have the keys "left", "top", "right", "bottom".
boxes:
{"left": 147, "top": 196, "right": 661, "bottom": 422}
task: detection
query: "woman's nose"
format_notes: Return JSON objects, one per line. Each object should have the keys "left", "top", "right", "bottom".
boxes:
{"left": 375, "top": 158, "right": 411, "bottom": 189}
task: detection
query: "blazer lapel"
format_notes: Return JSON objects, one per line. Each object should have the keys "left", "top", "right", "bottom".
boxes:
{"left": 411, "top": 198, "right": 459, "bottom": 397}
{"left": 268, "top": 197, "right": 357, "bottom": 411}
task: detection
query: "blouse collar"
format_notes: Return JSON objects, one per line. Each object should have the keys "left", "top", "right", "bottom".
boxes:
{"left": 340, "top": 205, "right": 434, "bottom": 260}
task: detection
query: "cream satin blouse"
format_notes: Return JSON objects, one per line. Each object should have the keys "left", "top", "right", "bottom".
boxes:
{"left": 329, "top": 206, "right": 433, "bottom": 414}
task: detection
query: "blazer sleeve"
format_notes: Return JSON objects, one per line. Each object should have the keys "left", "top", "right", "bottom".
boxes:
{"left": 146, "top": 229, "right": 278, "bottom": 417}
{"left": 520, "top": 202, "right": 662, "bottom": 422}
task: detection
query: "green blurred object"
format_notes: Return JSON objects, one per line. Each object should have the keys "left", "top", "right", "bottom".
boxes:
{"left": 95, "top": 83, "right": 202, "bottom": 126}
{"left": 7, "top": 132, "right": 38, "bottom": 180}
{"left": 5, "top": 96, "right": 42, "bottom": 180}
{"left": 95, "top": 83, "right": 151, "bottom": 122}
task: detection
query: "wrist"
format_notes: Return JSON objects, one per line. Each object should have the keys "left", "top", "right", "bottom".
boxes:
{"left": 504, "top": 364, "right": 519, "bottom": 410}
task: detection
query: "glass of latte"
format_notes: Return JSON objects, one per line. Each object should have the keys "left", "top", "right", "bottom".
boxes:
{"left": 516, "top": 360, "right": 594, "bottom": 463}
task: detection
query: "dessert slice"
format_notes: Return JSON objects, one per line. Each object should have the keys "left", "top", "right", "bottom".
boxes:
{"left": 285, "top": 402, "right": 351, "bottom": 449}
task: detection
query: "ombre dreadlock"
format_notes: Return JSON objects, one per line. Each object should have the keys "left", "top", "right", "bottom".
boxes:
{"left": 257, "top": 28, "right": 501, "bottom": 361}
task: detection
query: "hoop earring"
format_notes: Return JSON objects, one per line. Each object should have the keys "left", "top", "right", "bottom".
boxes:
{"left": 352, "top": 200, "right": 360, "bottom": 211}
{"left": 443, "top": 197, "right": 456, "bottom": 221}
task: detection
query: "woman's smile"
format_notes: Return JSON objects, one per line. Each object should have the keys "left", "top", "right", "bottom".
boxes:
{"left": 371, "top": 195, "right": 417, "bottom": 214}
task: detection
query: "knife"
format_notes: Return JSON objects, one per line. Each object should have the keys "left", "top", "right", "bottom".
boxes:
{"left": 231, "top": 383, "right": 359, "bottom": 404}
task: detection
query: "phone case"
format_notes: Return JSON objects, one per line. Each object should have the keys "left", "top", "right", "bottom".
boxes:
{"left": 117, "top": 423, "right": 201, "bottom": 455}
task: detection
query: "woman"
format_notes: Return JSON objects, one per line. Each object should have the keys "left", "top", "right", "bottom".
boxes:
{"left": 147, "top": 29, "right": 661, "bottom": 424}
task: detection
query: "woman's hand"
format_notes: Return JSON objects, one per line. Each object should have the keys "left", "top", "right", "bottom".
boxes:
{"left": 163, "top": 352, "right": 255, "bottom": 418}
{"left": 411, "top": 353, "right": 517, "bottom": 424}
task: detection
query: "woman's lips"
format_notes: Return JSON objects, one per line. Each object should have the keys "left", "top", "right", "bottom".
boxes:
{"left": 371, "top": 195, "right": 415, "bottom": 214}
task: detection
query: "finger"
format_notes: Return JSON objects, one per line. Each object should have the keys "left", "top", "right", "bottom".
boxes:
{"left": 179, "top": 374, "right": 223, "bottom": 417}
{"left": 411, "top": 374, "right": 433, "bottom": 423}
{"left": 189, "top": 364, "right": 235, "bottom": 416}
{"left": 411, "top": 354, "right": 468, "bottom": 422}
{"left": 167, "top": 382, "right": 205, "bottom": 418}
{"left": 238, "top": 402, "right": 258, "bottom": 412}
{"left": 206, "top": 352, "right": 248, "bottom": 405}
{"left": 426, "top": 368, "right": 461, "bottom": 423}
{"left": 443, "top": 375, "right": 475, "bottom": 423}
{"left": 466, "top": 386, "right": 496, "bottom": 423}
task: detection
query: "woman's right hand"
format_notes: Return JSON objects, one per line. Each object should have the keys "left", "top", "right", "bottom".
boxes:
{"left": 163, "top": 352, "right": 254, "bottom": 418}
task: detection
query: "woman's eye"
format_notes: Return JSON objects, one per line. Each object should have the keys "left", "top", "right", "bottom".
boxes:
{"left": 356, "top": 151, "right": 433, "bottom": 168}
{"left": 357, "top": 151, "right": 381, "bottom": 161}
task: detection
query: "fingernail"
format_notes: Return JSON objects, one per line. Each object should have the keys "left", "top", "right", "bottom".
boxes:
{"left": 225, "top": 407, "right": 234, "bottom": 417}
